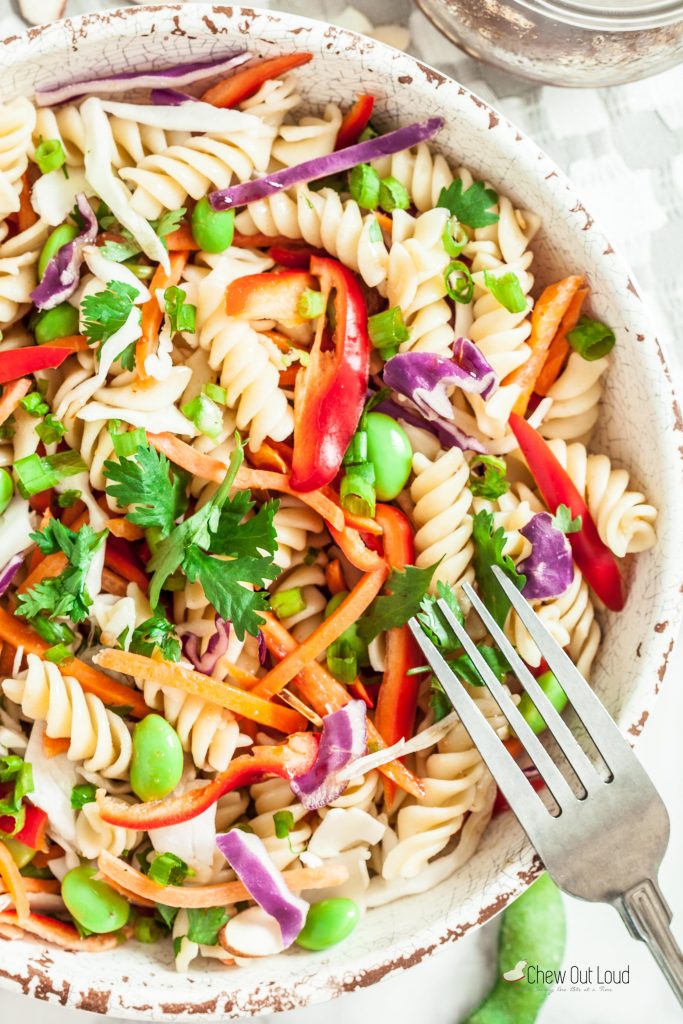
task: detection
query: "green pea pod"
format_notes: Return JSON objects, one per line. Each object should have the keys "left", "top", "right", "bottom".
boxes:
{"left": 463, "top": 874, "right": 566, "bottom": 1024}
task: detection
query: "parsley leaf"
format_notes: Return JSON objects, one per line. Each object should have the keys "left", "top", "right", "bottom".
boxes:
{"left": 152, "top": 207, "right": 186, "bottom": 243}
{"left": 552, "top": 504, "right": 582, "bottom": 534}
{"left": 100, "top": 239, "right": 141, "bottom": 263}
{"left": 437, "top": 179, "right": 499, "bottom": 228}
{"left": 0, "top": 756, "right": 33, "bottom": 835}
{"left": 155, "top": 903, "right": 179, "bottom": 930}
{"left": 17, "top": 521, "right": 106, "bottom": 624}
{"left": 450, "top": 644, "right": 509, "bottom": 688}
{"left": 104, "top": 443, "right": 188, "bottom": 537}
{"left": 357, "top": 563, "right": 437, "bottom": 644}
{"left": 185, "top": 906, "right": 230, "bottom": 946}
{"left": 209, "top": 493, "right": 279, "bottom": 558}
{"left": 130, "top": 611, "right": 181, "bottom": 661}
{"left": 469, "top": 455, "right": 509, "bottom": 500}
{"left": 82, "top": 280, "right": 139, "bottom": 347}
{"left": 417, "top": 580, "right": 464, "bottom": 655}
{"left": 183, "top": 546, "right": 275, "bottom": 640}
{"left": 472, "top": 510, "right": 526, "bottom": 629}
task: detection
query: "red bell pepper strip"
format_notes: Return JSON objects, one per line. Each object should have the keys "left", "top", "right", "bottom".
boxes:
{"left": 225, "top": 270, "right": 315, "bottom": 327}
{"left": 374, "top": 505, "right": 423, "bottom": 806}
{"left": 0, "top": 346, "right": 72, "bottom": 385}
{"left": 509, "top": 412, "right": 624, "bottom": 611}
{"left": 97, "top": 732, "right": 318, "bottom": 829}
{"left": 104, "top": 536, "right": 149, "bottom": 594}
{"left": 336, "top": 94, "right": 375, "bottom": 150}
{"left": 493, "top": 772, "right": 546, "bottom": 817}
{"left": 269, "top": 244, "right": 326, "bottom": 269}
{"left": 291, "top": 256, "right": 370, "bottom": 491}
{"left": 0, "top": 804, "right": 49, "bottom": 852}
{"left": 201, "top": 52, "right": 313, "bottom": 108}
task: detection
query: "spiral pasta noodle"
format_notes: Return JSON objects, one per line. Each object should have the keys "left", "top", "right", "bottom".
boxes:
{"left": 0, "top": 98, "right": 35, "bottom": 220}
{"left": 271, "top": 103, "right": 342, "bottom": 166}
{"left": 0, "top": 221, "right": 48, "bottom": 329}
{"left": 75, "top": 799, "right": 139, "bottom": 860}
{"left": 272, "top": 496, "right": 325, "bottom": 571}
{"left": 539, "top": 352, "right": 609, "bottom": 442}
{"left": 410, "top": 448, "right": 474, "bottom": 595}
{"left": 249, "top": 776, "right": 312, "bottom": 871}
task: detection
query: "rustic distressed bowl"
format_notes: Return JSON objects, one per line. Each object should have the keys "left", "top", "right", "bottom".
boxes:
{"left": 1, "top": 5, "right": 681, "bottom": 1020}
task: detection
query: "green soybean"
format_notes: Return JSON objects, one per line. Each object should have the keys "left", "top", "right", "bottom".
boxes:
{"left": 34, "top": 302, "right": 80, "bottom": 344}
{"left": 38, "top": 223, "right": 79, "bottom": 279}
{"left": 0, "top": 468, "right": 13, "bottom": 516}
{"left": 191, "top": 197, "right": 235, "bottom": 253}
{"left": 518, "top": 671, "right": 568, "bottom": 735}
{"left": 130, "top": 713, "right": 184, "bottom": 802}
{"left": 61, "top": 865, "right": 130, "bottom": 934}
{"left": 364, "top": 412, "right": 412, "bottom": 501}
{"left": 464, "top": 874, "right": 565, "bottom": 1024}
{"left": 3, "top": 836, "right": 36, "bottom": 868}
{"left": 296, "top": 898, "right": 360, "bottom": 950}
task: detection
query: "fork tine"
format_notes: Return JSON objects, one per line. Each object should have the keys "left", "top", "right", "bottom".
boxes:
{"left": 407, "top": 619, "right": 552, "bottom": 845}
{"left": 491, "top": 565, "right": 635, "bottom": 773}
{"left": 435, "top": 600, "right": 578, "bottom": 809}
{"left": 462, "top": 580, "right": 600, "bottom": 793}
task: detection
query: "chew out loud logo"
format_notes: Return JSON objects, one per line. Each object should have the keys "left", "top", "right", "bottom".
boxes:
{"left": 503, "top": 960, "right": 631, "bottom": 987}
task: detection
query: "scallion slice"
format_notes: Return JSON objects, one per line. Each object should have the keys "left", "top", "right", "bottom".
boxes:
{"left": 164, "top": 285, "right": 197, "bottom": 333}
{"left": 340, "top": 461, "right": 376, "bottom": 518}
{"left": 44, "top": 643, "right": 72, "bottom": 664}
{"left": 204, "top": 382, "right": 227, "bottom": 405}
{"left": 14, "top": 450, "right": 87, "bottom": 497}
{"left": 444, "top": 260, "right": 474, "bottom": 304}
{"left": 368, "top": 306, "right": 410, "bottom": 359}
{"left": 34, "top": 138, "right": 67, "bottom": 175}
{"left": 109, "top": 422, "right": 146, "bottom": 458}
{"left": 271, "top": 587, "right": 306, "bottom": 620}
{"left": 35, "top": 414, "right": 65, "bottom": 445}
{"left": 181, "top": 393, "right": 223, "bottom": 440}
{"left": 379, "top": 175, "right": 410, "bottom": 213}
{"left": 567, "top": 315, "right": 616, "bottom": 361}
{"left": 483, "top": 270, "right": 527, "bottom": 313}
{"left": 297, "top": 288, "right": 325, "bottom": 320}
{"left": 327, "top": 650, "right": 357, "bottom": 684}
{"left": 442, "top": 216, "right": 468, "bottom": 258}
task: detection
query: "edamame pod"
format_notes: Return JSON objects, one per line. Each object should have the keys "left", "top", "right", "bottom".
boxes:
{"left": 62, "top": 865, "right": 130, "bottom": 934}
{"left": 38, "top": 223, "right": 79, "bottom": 279}
{"left": 296, "top": 898, "right": 360, "bottom": 950}
{"left": 518, "top": 672, "right": 568, "bottom": 735}
{"left": 364, "top": 412, "right": 412, "bottom": 501}
{"left": 130, "top": 713, "right": 184, "bottom": 802}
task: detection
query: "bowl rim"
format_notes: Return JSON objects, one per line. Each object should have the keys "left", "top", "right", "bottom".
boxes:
{"left": 1, "top": 3, "right": 682, "bottom": 1019}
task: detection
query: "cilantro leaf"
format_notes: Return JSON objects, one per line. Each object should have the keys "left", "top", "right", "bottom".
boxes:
{"left": 472, "top": 509, "right": 526, "bottom": 629}
{"left": 183, "top": 546, "right": 275, "bottom": 640}
{"left": 417, "top": 580, "right": 464, "bottom": 655}
{"left": 450, "top": 643, "right": 509, "bottom": 688}
{"left": 104, "top": 443, "right": 188, "bottom": 537}
{"left": 71, "top": 783, "right": 97, "bottom": 809}
{"left": 155, "top": 903, "right": 179, "bottom": 930}
{"left": 152, "top": 207, "right": 186, "bottom": 242}
{"left": 185, "top": 906, "right": 230, "bottom": 946}
{"left": 17, "top": 522, "right": 106, "bottom": 624}
{"left": 82, "top": 280, "right": 139, "bottom": 347}
{"left": 0, "top": 756, "right": 33, "bottom": 836}
{"left": 130, "top": 611, "right": 181, "bottom": 661}
{"left": 437, "top": 179, "right": 499, "bottom": 228}
{"left": 429, "top": 684, "right": 453, "bottom": 722}
{"left": 552, "top": 504, "right": 582, "bottom": 534}
{"left": 209, "top": 494, "right": 279, "bottom": 558}
{"left": 100, "top": 239, "right": 141, "bottom": 263}
{"left": 469, "top": 455, "right": 510, "bottom": 501}
{"left": 357, "top": 563, "right": 437, "bottom": 644}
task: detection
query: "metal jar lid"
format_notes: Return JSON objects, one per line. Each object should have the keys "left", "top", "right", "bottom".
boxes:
{"left": 517, "top": 0, "right": 683, "bottom": 30}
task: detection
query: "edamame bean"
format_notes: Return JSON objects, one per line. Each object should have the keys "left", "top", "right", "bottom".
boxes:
{"left": 464, "top": 874, "right": 565, "bottom": 1023}
{"left": 61, "top": 865, "right": 130, "bottom": 934}
{"left": 0, "top": 468, "right": 13, "bottom": 516}
{"left": 34, "top": 302, "right": 79, "bottom": 344}
{"left": 296, "top": 898, "right": 360, "bottom": 950}
{"left": 191, "top": 197, "right": 235, "bottom": 253}
{"left": 3, "top": 836, "right": 35, "bottom": 868}
{"left": 38, "top": 223, "right": 79, "bottom": 279}
{"left": 364, "top": 412, "right": 412, "bottom": 501}
{"left": 518, "top": 671, "right": 568, "bottom": 735}
{"left": 130, "top": 713, "right": 184, "bottom": 802}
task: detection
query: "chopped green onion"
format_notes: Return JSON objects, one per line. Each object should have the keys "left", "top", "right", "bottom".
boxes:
{"left": 483, "top": 270, "right": 527, "bottom": 313}
{"left": 271, "top": 587, "right": 306, "bottom": 620}
{"left": 297, "top": 288, "right": 326, "bottom": 320}
{"left": 57, "top": 489, "right": 81, "bottom": 509}
{"left": 204, "top": 382, "right": 227, "bottom": 405}
{"left": 147, "top": 852, "right": 192, "bottom": 887}
{"left": 44, "top": 643, "right": 72, "bottom": 664}
{"left": 327, "top": 649, "right": 357, "bottom": 683}
{"left": 180, "top": 393, "right": 223, "bottom": 440}
{"left": 35, "top": 414, "right": 65, "bottom": 445}
{"left": 469, "top": 454, "right": 509, "bottom": 500}
{"left": 358, "top": 124, "right": 378, "bottom": 142}
{"left": 379, "top": 176, "right": 410, "bottom": 213}
{"left": 442, "top": 216, "right": 468, "bottom": 258}
{"left": 566, "top": 315, "right": 616, "bottom": 361}
{"left": 273, "top": 809, "right": 295, "bottom": 840}
{"left": 30, "top": 619, "right": 74, "bottom": 645}
{"left": 164, "top": 285, "right": 197, "bottom": 333}
{"left": 14, "top": 449, "right": 87, "bottom": 497}
{"left": 348, "top": 163, "right": 381, "bottom": 211}
{"left": 135, "top": 916, "right": 163, "bottom": 944}
{"left": 342, "top": 429, "right": 368, "bottom": 466}
{"left": 368, "top": 306, "right": 410, "bottom": 359}
{"left": 71, "top": 783, "right": 97, "bottom": 810}
{"left": 34, "top": 138, "right": 66, "bottom": 175}
{"left": 109, "top": 422, "right": 146, "bottom": 458}
{"left": 444, "top": 260, "right": 474, "bottom": 304}
{"left": 303, "top": 546, "right": 319, "bottom": 566}
{"left": 19, "top": 392, "right": 49, "bottom": 417}
{"left": 340, "top": 461, "right": 376, "bottom": 518}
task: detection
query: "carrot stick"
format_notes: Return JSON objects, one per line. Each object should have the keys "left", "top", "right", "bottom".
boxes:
{"left": 18, "top": 552, "right": 67, "bottom": 594}
{"left": 0, "top": 878, "right": 60, "bottom": 895}
{"left": 535, "top": 286, "right": 588, "bottom": 396}
{"left": 0, "top": 909, "right": 118, "bottom": 951}
{"left": 17, "top": 173, "right": 37, "bottom": 233}
{"left": 43, "top": 733, "right": 70, "bottom": 758}
{"left": 374, "top": 211, "right": 393, "bottom": 235}
{"left": 105, "top": 518, "right": 145, "bottom": 541}
{"left": 0, "top": 378, "right": 31, "bottom": 426}
{"left": 201, "top": 53, "right": 313, "bottom": 108}
{"left": 327, "top": 521, "right": 386, "bottom": 571}
{"left": 135, "top": 252, "right": 188, "bottom": 379}
{"left": 0, "top": 841, "right": 30, "bottom": 925}
{"left": 146, "top": 432, "right": 344, "bottom": 531}
{"left": 94, "top": 648, "right": 306, "bottom": 734}
{"left": 259, "top": 613, "right": 425, "bottom": 798}
{"left": 0, "top": 608, "right": 149, "bottom": 718}
{"left": 341, "top": 509, "right": 384, "bottom": 536}
{"left": 248, "top": 442, "right": 290, "bottom": 474}
{"left": 262, "top": 330, "right": 293, "bottom": 354}
{"left": 98, "top": 850, "right": 347, "bottom": 909}
{"left": 252, "top": 567, "right": 388, "bottom": 700}
{"left": 325, "top": 558, "right": 346, "bottom": 595}
{"left": 101, "top": 567, "right": 128, "bottom": 597}
{"left": 504, "top": 737, "right": 524, "bottom": 759}
{"left": 502, "top": 275, "right": 584, "bottom": 417}
{"left": 164, "top": 224, "right": 200, "bottom": 252}
{"left": 48, "top": 335, "right": 89, "bottom": 351}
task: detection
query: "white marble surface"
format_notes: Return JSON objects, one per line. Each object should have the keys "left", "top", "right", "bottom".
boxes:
{"left": 0, "top": 2, "right": 682, "bottom": 1022}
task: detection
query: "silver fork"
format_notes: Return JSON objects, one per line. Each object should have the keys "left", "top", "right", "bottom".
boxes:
{"left": 408, "top": 565, "right": 683, "bottom": 1006}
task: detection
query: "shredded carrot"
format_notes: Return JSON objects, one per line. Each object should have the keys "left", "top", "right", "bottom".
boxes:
{"left": 224, "top": 662, "right": 262, "bottom": 690}
{"left": 48, "top": 334, "right": 89, "bottom": 351}
{"left": 341, "top": 509, "right": 383, "bottom": 536}
{"left": 43, "top": 733, "right": 70, "bottom": 758}
{"left": 502, "top": 275, "right": 584, "bottom": 416}
{"left": 0, "top": 878, "right": 60, "bottom": 896}
{"left": 0, "top": 909, "right": 118, "bottom": 951}
{"left": 374, "top": 211, "right": 393, "bottom": 235}
{"left": 0, "top": 840, "right": 30, "bottom": 925}
{"left": 164, "top": 224, "right": 200, "bottom": 251}
{"left": 18, "top": 552, "right": 67, "bottom": 594}
{"left": 146, "top": 431, "right": 344, "bottom": 531}
{"left": 136, "top": 252, "right": 188, "bottom": 380}
{"left": 0, "top": 642, "right": 16, "bottom": 678}
{"left": 535, "top": 286, "right": 588, "bottom": 396}
{"left": 0, "top": 607, "right": 149, "bottom": 718}
{"left": 248, "top": 442, "right": 290, "bottom": 474}
{"left": 279, "top": 367, "right": 299, "bottom": 387}
{"left": 253, "top": 567, "right": 388, "bottom": 700}
{"left": 262, "top": 329, "right": 293, "bottom": 353}
{"left": 201, "top": 52, "right": 313, "bottom": 108}
{"left": 327, "top": 521, "right": 386, "bottom": 571}
{"left": 98, "top": 850, "right": 347, "bottom": 909}
{"left": 101, "top": 567, "right": 128, "bottom": 597}
{"left": 325, "top": 558, "right": 347, "bottom": 595}
{"left": 60, "top": 501, "right": 86, "bottom": 528}
{"left": 95, "top": 648, "right": 306, "bottom": 734}
{"left": 504, "top": 737, "right": 524, "bottom": 759}
{"left": 17, "top": 173, "right": 37, "bottom": 233}
{"left": 0, "top": 378, "right": 31, "bottom": 427}
{"left": 105, "top": 518, "right": 145, "bottom": 541}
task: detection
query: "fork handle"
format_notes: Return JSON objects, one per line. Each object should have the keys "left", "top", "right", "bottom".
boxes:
{"left": 614, "top": 879, "right": 683, "bottom": 1007}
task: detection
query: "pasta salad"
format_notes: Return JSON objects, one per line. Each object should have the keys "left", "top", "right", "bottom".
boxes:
{"left": 0, "top": 51, "right": 657, "bottom": 965}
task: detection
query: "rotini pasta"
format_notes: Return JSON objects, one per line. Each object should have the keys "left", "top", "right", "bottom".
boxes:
{"left": 75, "top": 799, "right": 139, "bottom": 860}
{"left": 410, "top": 448, "right": 475, "bottom": 596}
{"left": 0, "top": 220, "right": 48, "bottom": 328}
{"left": 0, "top": 98, "right": 35, "bottom": 220}
{"left": 539, "top": 352, "right": 609, "bottom": 442}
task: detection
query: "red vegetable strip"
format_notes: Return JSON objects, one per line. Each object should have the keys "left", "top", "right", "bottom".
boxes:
{"left": 0, "top": 346, "right": 72, "bottom": 385}
{"left": 136, "top": 252, "right": 188, "bottom": 380}
{"left": 104, "top": 537, "right": 149, "bottom": 594}
{"left": 0, "top": 378, "right": 31, "bottom": 426}
{"left": 17, "top": 173, "right": 38, "bottom": 232}
{"left": 336, "top": 94, "right": 375, "bottom": 149}
{"left": 269, "top": 244, "right": 325, "bottom": 269}
{"left": 201, "top": 52, "right": 313, "bottom": 108}
{"left": 509, "top": 412, "right": 624, "bottom": 611}
{"left": 327, "top": 521, "right": 386, "bottom": 571}
{"left": 225, "top": 270, "right": 315, "bottom": 326}
{"left": 7, "top": 805, "right": 49, "bottom": 852}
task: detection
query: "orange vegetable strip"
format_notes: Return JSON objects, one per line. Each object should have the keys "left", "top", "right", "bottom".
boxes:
{"left": 374, "top": 211, "right": 393, "bottom": 235}
{"left": 48, "top": 334, "right": 89, "bottom": 351}
{"left": 104, "top": 546, "right": 149, "bottom": 594}
{"left": 279, "top": 367, "right": 299, "bottom": 387}
{"left": 18, "top": 552, "right": 67, "bottom": 594}
{"left": 94, "top": 648, "right": 306, "bottom": 734}
{"left": 504, "top": 737, "right": 524, "bottom": 759}
{"left": 341, "top": 509, "right": 383, "bottom": 536}
{"left": 17, "top": 173, "right": 37, "bottom": 232}
{"left": 101, "top": 568, "right": 128, "bottom": 597}
{"left": 325, "top": 558, "right": 346, "bottom": 594}
{"left": 165, "top": 224, "right": 200, "bottom": 251}
{"left": 262, "top": 330, "right": 293, "bottom": 354}
{"left": 0, "top": 642, "right": 16, "bottom": 677}
{"left": 0, "top": 841, "right": 30, "bottom": 925}
{"left": 253, "top": 567, "right": 387, "bottom": 699}
{"left": 248, "top": 441, "right": 290, "bottom": 474}
{"left": 0, "top": 878, "right": 60, "bottom": 895}
{"left": 201, "top": 52, "right": 313, "bottom": 108}
{"left": 146, "top": 432, "right": 344, "bottom": 530}
{"left": 135, "top": 252, "right": 188, "bottom": 379}
{"left": 0, "top": 910, "right": 118, "bottom": 951}
{"left": 105, "top": 518, "right": 145, "bottom": 541}
{"left": 535, "top": 286, "right": 589, "bottom": 396}
{"left": 43, "top": 733, "right": 70, "bottom": 758}
{"left": 0, "top": 378, "right": 31, "bottom": 426}
{"left": 502, "top": 275, "right": 584, "bottom": 416}
{"left": 327, "top": 521, "right": 386, "bottom": 571}
{"left": 98, "top": 850, "right": 347, "bottom": 909}
{"left": 259, "top": 613, "right": 425, "bottom": 798}
{"left": 0, "top": 607, "right": 148, "bottom": 718}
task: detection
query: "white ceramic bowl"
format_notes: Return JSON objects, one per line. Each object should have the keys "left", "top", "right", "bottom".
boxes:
{"left": 1, "top": 5, "right": 682, "bottom": 1019}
